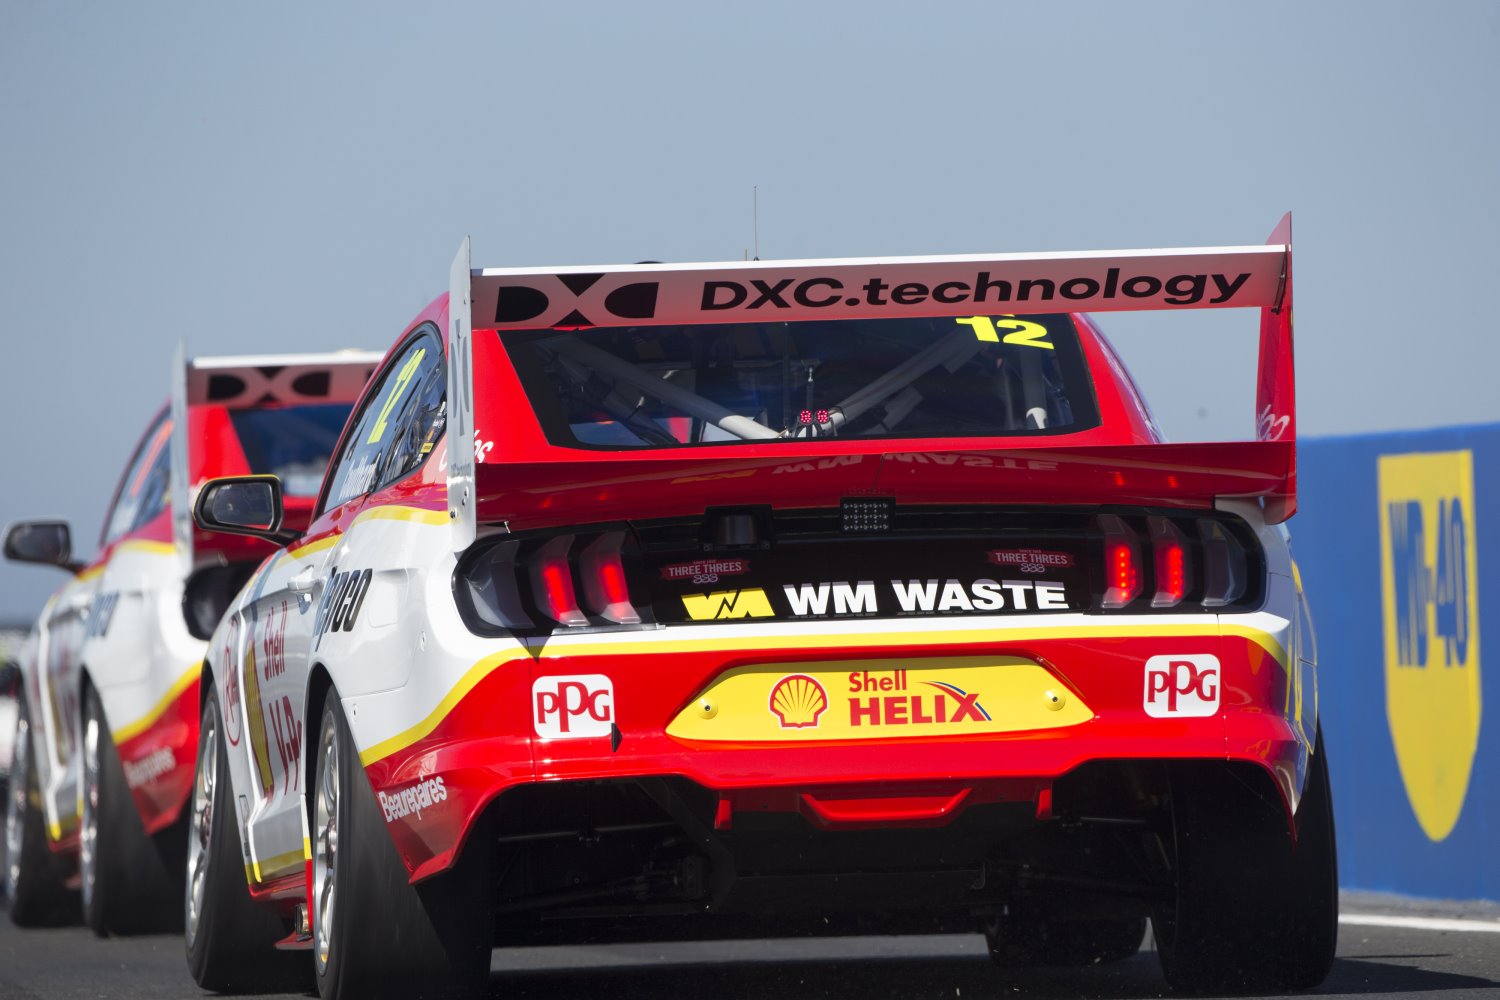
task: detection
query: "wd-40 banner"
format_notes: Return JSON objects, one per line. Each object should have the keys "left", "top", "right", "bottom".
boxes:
{"left": 1297, "top": 423, "right": 1497, "bottom": 901}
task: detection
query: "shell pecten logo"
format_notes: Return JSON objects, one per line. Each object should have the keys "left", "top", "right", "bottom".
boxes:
{"left": 1378, "top": 449, "right": 1482, "bottom": 842}
{"left": 769, "top": 674, "right": 829, "bottom": 728}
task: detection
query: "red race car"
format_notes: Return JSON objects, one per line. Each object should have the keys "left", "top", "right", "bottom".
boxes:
{"left": 187, "top": 216, "right": 1332, "bottom": 997}
{"left": 3, "top": 350, "right": 376, "bottom": 934}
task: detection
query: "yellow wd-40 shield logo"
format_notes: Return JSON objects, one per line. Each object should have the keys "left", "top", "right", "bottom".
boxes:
{"left": 1378, "top": 450, "right": 1481, "bottom": 842}
{"left": 681, "top": 588, "right": 774, "bottom": 621}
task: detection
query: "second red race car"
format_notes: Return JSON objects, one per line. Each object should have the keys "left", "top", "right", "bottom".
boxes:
{"left": 187, "top": 216, "right": 1332, "bottom": 998}
{"left": 4, "top": 349, "right": 377, "bottom": 934}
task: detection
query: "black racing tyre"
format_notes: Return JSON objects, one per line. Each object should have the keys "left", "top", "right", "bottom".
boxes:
{"left": 1154, "top": 727, "right": 1338, "bottom": 993}
{"left": 312, "top": 694, "right": 492, "bottom": 1000}
{"left": 185, "top": 688, "right": 306, "bottom": 991}
{"left": 983, "top": 903, "right": 1146, "bottom": 967}
{"left": 1274, "top": 727, "right": 1339, "bottom": 990}
{"left": 81, "top": 686, "right": 182, "bottom": 935}
{"left": 4, "top": 703, "right": 76, "bottom": 926}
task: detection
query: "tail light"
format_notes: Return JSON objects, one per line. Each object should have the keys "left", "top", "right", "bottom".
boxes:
{"left": 1093, "top": 513, "right": 1254, "bottom": 612}
{"left": 1148, "top": 516, "right": 1191, "bottom": 608}
{"left": 529, "top": 535, "right": 589, "bottom": 627}
{"left": 1098, "top": 515, "right": 1142, "bottom": 609}
{"left": 579, "top": 532, "right": 641, "bottom": 625}
{"left": 454, "top": 539, "right": 533, "bottom": 631}
{"left": 456, "top": 528, "right": 650, "bottom": 634}
{"left": 1199, "top": 519, "right": 1248, "bottom": 607}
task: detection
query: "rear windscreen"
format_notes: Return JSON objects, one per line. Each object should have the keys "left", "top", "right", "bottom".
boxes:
{"left": 500, "top": 313, "right": 1099, "bottom": 449}
{"left": 229, "top": 404, "right": 353, "bottom": 496}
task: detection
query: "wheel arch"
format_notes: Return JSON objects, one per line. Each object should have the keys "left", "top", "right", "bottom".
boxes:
{"left": 302, "top": 663, "right": 334, "bottom": 831}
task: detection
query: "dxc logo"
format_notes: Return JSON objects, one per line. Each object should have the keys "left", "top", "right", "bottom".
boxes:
{"left": 493, "top": 274, "right": 660, "bottom": 328}
{"left": 200, "top": 364, "right": 375, "bottom": 406}
{"left": 1143, "top": 654, "right": 1220, "bottom": 718}
{"left": 532, "top": 675, "right": 615, "bottom": 739}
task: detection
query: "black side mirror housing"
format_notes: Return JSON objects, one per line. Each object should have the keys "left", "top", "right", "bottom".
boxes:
{"left": 192, "top": 476, "right": 298, "bottom": 545}
{"left": 3, "top": 520, "right": 79, "bottom": 572}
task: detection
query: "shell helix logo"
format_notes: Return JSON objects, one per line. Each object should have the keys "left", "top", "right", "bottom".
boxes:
{"left": 769, "top": 674, "right": 829, "bottom": 729}
{"left": 1378, "top": 450, "right": 1482, "bottom": 842}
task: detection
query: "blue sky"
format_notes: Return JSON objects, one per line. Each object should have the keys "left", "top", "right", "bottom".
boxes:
{"left": 2, "top": 1, "right": 1498, "bottom": 617}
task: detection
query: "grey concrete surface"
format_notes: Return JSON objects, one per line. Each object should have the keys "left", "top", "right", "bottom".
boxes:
{"left": 1, "top": 908, "right": 1497, "bottom": 1000}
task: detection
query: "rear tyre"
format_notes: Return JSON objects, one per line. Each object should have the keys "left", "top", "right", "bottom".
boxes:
{"left": 984, "top": 903, "right": 1145, "bottom": 967}
{"left": 185, "top": 689, "right": 306, "bottom": 991}
{"left": 4, "top": 704, "right": 76, "bottom": 926}
{"left": 1154, "top": 728, "right": 1338, "bottom": 992}
{"left": 1275, "top": 727, "right": 1340, "bottom": 990}
{"left": 313, "top": 694, "right": 492, "bottom": 1000}
{"left": 81, "top": 686, "right": 182, "bottom": 935}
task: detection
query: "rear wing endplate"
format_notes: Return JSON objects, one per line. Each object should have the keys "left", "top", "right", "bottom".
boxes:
{"left": 448, "top": 238, "right": 476, "bottom": 552}
{"left": 170, "top": 349, "right": 382, "bottom": 575}
{"left": 446, "top": 215, "right": 1295, "bottom": 541}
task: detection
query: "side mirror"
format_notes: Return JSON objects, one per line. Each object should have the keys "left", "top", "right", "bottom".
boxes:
{"left": 3, "top": 520, "right": 79, "bottom": 572}
{"left": 192, "top": 476, "right": 298, "bottom": 545}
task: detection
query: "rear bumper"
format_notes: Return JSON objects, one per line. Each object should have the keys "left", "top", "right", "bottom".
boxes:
{"left": 361, "top": 612, "right": 1305, "bottom": 883}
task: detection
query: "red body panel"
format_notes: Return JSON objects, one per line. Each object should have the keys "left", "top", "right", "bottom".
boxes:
{"left": 471, "top": 441, "right": 1293, "bottom": 530}
{"left": 117, "top": 674, "right": 200, "bottom": 835}
{"left": 368, "top": 629, "right": 1293, "bottom": 882}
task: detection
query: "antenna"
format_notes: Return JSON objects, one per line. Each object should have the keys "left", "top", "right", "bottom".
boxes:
{"left": 753, "top": 185, "right": 760, "bottom": 260}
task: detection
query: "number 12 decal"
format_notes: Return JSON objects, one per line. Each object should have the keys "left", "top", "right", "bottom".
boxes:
{"left": 366, "top": 348, "right": 427, "bottom": 445}
{"left": 956, "top": 316, "right": 1054, "bottom": 349}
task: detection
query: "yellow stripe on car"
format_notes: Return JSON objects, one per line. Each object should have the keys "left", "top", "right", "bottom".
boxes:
{"left": 111, "top": 664, "right": 200, "bottom": 745}
{"left": 353, "top": 505, "right": 449, "bottom": 527}
{"left": 248, "top": 847, "right": 307, "bottom": 885}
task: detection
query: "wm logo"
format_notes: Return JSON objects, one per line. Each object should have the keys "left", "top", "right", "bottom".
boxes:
{"left": 682, "top": 588, "right": 774, "bottom": 621}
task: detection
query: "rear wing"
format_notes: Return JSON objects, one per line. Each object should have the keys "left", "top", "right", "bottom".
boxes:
{"left": 170, "top": 349, "right": 383, "bottom": 575}
{"left": 447, "top": 215, "right": 1295, "bottom": 544}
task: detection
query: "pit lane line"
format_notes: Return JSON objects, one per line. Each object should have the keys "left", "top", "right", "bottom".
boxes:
{"left": 1339, "top": 913, "right": 1500, "bottom": 933}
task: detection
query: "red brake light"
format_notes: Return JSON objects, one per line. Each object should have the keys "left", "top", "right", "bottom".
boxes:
{"left": 579, "top": 532, "right": 641, "bottom": 625}
{"left": 1098, "top": 515, "right": 1141, "bottom": 608}
{"left": 530, "top": 535, "right": 588, "bottom": 627}
{"left": 1148, "top": 516, "right": 1191, "bottom": 608}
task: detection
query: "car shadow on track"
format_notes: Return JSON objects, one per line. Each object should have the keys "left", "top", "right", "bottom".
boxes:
{"left": 486, "top": 937, "right": 1500, "bottom": 1000}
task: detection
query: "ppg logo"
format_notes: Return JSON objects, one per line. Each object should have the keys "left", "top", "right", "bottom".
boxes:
{"left": 1143, "top": 654, "right": 1220, "bottom": 718}
{"left": 532, "top": 674, "right": 615, "bottom": 739}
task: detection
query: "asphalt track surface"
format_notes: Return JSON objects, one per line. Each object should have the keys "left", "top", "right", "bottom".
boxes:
{"left": 2, "top": 900, "right": 1498, "bottom": 1000}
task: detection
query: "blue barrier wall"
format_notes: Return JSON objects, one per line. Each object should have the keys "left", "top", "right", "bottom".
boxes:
{"left": 1297, "top": 423, "right": 1497, "bottom": 902}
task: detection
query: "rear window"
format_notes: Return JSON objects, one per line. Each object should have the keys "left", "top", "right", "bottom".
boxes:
{"left": 501, "top": 313, "right": 1099, "bottom": 449}
{"left": 229, "top": 404, "right": 352, "bottom": 496}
